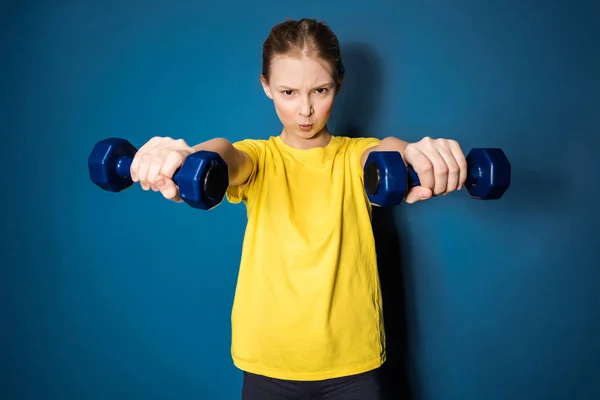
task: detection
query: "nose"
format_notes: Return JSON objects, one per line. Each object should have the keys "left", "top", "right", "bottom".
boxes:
{"left": 298, "top": 96, "right": 314, "bottom": 117}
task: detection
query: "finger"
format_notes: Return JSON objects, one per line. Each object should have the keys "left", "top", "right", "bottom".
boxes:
{"left": 158, "top": 178, "right": 181, "bottom": 201}
{"left": 130, "top": 152, "right": 142, "bottom": 183}
{"left": 448, "top": 140, "right": 468, "bottom": 190}
{"left": 437, "top": 145, "right": 460, "bottom": 194}
{"left": 420, "top": 146, "right": 448, "bottom": 195}
{"left": 147, "top": 153, "right": 165, "bottom": 185}
{"left": 404, "top": 187, "right": 432, "bottom": 204}
{"left": 160, "top": 150, "right": 187, "bottom": 184}
{"left": 405, "top": 148, "right": 435, "bottom": 192}
{"left": 130, "top": 137, "right": 158, "bottom": 182}
{"left": 137, "top": 152, "right": 152, "bottom": 191}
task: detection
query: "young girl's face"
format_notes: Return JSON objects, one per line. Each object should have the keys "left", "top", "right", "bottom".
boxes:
{"left": 261, "top": 54, "right": 337, "bottom": 145}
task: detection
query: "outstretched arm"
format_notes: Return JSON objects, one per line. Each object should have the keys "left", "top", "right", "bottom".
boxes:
{"left": 193, "top": 138, "right": 254, "bottom": 186}
{"left": 361, "top": 136, "right": 468, "bottom": 203}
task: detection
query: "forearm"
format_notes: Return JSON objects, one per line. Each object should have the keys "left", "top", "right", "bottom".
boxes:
{"left": 376, "top": 136, "right": 410, "bottom": 153}
{"left": 361, "top": 136, "right": 410, "bottom": 167}
{"left": 192, "top": 138, "right": 252, "bottom": 186}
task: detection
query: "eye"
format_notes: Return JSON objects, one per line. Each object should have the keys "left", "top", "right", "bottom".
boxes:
{"left": 314, "top": 88, "right": 329, "bottom": 94}
{"left": 282, "top": 90, "right": 294, "bottom": 96}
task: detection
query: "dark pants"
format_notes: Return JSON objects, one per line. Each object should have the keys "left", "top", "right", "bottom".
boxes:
{"left": 241, "top": 368, "right": 383, "bottom": 400}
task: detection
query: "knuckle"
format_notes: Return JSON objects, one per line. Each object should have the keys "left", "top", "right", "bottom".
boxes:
{"left": 148, "top": 136, "right": 163, "bottom": 145}
{"left": 174, "top": 138, "right": 188, "bottom": 147}
{"left": 435, "top": 165, "right": 449, "bottom": 175}
{"left": 147, "top": 174, "right": 158, "bottom": 184}
{"left": 404, "top": 145, "right": 416, "bottom": 157}
{"left": 418, "top": 162, "right": 433, "bottom": 173}
{"left": 420, "top": 136, "right": 433, "bottom": 146}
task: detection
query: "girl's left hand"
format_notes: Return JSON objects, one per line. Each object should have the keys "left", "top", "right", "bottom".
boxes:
{"left": 402, "top": 137, "right": 468, "bottom": 203}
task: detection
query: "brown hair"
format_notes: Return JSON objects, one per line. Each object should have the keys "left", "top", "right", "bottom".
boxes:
{"left": 261, "top": 18, "right": 345, "bottom": 92}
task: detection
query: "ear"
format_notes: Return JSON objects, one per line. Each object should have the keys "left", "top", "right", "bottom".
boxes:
{"left": 260, "top": 75, "right": 273, "bottom": 99}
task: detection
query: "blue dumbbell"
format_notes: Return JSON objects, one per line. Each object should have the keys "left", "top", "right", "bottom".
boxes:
{"left": 364, "top": 148, "right": 511, "bottom": 207}
{"left": 88, "top": 138, "right": 229, "bottom": 210}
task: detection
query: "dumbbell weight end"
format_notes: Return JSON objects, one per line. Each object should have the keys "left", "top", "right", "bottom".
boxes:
{"left": 364, "top": 151, "right": 420, "bottom": 207}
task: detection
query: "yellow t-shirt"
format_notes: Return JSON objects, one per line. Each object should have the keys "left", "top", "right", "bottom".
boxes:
{"left": 225, "top": 134, "right": 384, "bottom": 381}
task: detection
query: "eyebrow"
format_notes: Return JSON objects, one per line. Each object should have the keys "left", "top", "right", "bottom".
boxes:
{"left": 276, "top": 82, "right": 335, "bottom": 90}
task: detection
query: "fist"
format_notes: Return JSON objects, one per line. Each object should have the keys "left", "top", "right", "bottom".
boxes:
{"left": 130, "top": 136, "right": 194, "bottom": 201}
{"left": 403, "top": 137, "right": 468, "bottom": 203}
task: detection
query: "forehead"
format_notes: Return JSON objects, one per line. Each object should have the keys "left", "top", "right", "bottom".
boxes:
{"left": 269, "top": 54, "right": 334, "bottom": 86}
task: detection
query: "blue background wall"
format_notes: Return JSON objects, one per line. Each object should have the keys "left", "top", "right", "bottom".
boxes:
{"left": 1, "top": 1, "right": 599, "bottom": 399}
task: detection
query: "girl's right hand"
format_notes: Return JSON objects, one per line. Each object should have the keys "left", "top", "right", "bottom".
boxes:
{"left": 130, "top": 136, "right": 195, "bottom": 202}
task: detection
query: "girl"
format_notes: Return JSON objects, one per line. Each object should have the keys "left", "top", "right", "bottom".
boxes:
{"left": 130, "top": 18, "right": 467, "bottom": 400}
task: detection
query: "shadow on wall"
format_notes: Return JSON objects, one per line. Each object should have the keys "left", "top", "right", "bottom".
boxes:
{"left": 331, "top": 42, "right": 417, "bottom": 400}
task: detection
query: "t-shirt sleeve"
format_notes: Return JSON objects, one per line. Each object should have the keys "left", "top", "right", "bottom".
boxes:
{"left": 225, "top": 139, "right": 263, "bottom": 204}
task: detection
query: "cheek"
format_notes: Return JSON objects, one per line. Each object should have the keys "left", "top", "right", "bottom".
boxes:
{"left": 314, "top": 97, "right": 335, "bottom": 117}
{"left": 273, "top": 99, "right": 297, "bottom": 122}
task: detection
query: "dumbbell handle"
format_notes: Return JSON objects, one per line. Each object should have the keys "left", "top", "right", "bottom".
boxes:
{"left": 114, "top": 155, "right": 182, "bottom": 186}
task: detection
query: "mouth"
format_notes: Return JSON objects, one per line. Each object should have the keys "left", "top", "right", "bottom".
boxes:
{"left": 299, "top": 124, "right": 313, "bottom": 132}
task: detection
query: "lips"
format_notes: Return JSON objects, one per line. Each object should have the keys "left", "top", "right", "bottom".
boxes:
{"left": 299, "top": 124, "right": 313, "bottom": 132}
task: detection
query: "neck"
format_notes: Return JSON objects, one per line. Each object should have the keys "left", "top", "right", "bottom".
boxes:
{"left": 280, "top": 125, "right": 332, "bottom": 150}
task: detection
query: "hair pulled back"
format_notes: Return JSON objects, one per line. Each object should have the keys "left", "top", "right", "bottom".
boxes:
{"left": 261, "top": 18, "right": 345, "bottom": 91}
